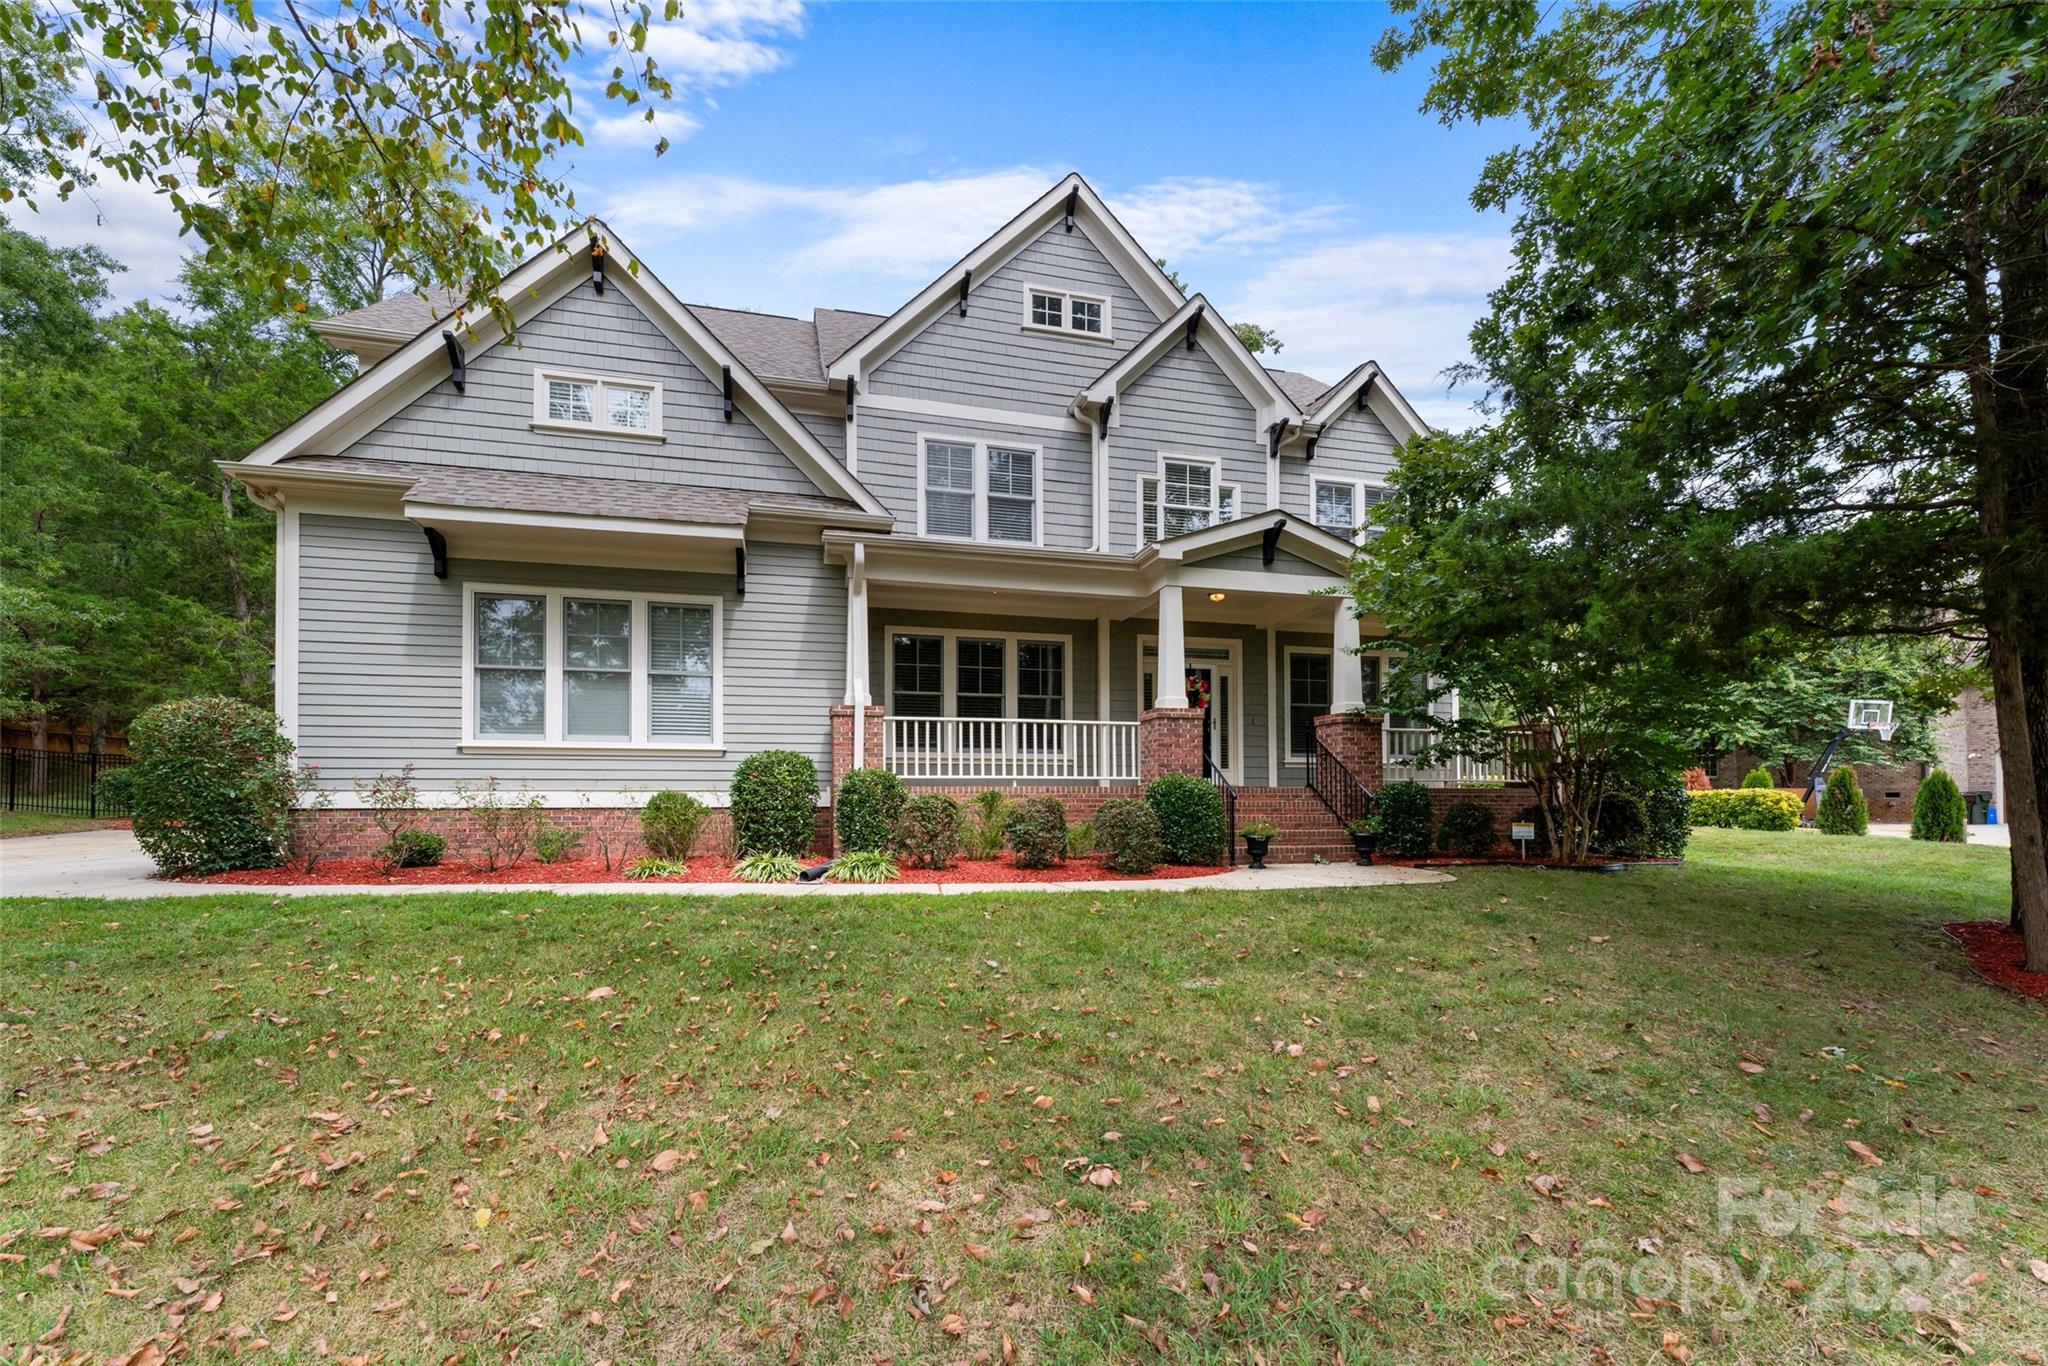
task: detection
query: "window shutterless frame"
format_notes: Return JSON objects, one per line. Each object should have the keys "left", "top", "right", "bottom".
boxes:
{"left": 461, "top": 582, "right": 723, "bottom": 751}
{"left": 1138, "top": 453, "right": 1233, "bottom": 547}
{"left": 915, "top": 434, "right": 1043, "bottom": 546}
{"left": 883, "top": 626, "right": 1074, "bottom": 719}
{"left": 530, "top": 369, "right": 665, "bottom": 439}
{"left": 1309, "top": 476, "right": 1391, "bottom": 544}
{"left": 1018, "top": 282, "right": 1113, "bottom": 342}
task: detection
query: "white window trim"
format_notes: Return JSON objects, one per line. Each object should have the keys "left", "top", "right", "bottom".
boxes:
{"left": 530, "top": 369, "right": 666, "bottom": 441}
{"left": 1139, "top": 453, "right": 1227, "bottom": 548}
{"left": 883, "top": 626, "right": 1075, "bottom": 720}
{"left": 1309, "top": 475, "right": 1389, "bottom": 545}
{"left": 915, "top": 434, "right": 1044, "bottom": 546}
{"left": 462, "top": 582, "right": 723, "bottom": 752}
{"left": 1019, "top": 282, "right": 1114, "bottom": 342}
{"left": 1282, "top": 645, "right": 1333, "bottom": 762}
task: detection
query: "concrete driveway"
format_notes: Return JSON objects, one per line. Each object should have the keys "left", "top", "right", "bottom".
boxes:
{"left": 1867, "top": 822, "right": 2011, "bottom": 847}
{"left": 1, "top": 828, "right": 1454, "bottom": 899}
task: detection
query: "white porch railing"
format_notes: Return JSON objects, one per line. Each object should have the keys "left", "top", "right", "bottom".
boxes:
{"left": 1385, "top": 726, "right": 1509, "bottom": 787}
{"left": 884, "top": 717, "right": 1140, "bottom": 783}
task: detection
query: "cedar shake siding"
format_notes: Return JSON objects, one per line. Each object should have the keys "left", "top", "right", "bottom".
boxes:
{"left": 1109, "top": 343, "right": 1265, "bottom": 553}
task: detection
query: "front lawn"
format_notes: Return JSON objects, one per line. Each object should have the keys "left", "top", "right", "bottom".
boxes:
{"left": 3, "top": 830, "right": 2041, "bottom": 1362}
{"left": 0, "top": 811, "right": 125, "bottom": 840}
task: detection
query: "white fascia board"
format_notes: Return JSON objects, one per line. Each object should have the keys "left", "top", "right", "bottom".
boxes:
{"left": 1304, "top": 361, "right": 1430, "bottom": 445}
{"left": 402, "top": 502, "right": 747, "bottom": 544}
{"left": 1136, "top": 512, "right": 1355, "bottom": 574}
{"left": 820, "top": 531, "right": 1136, "bottom": 598}
{"left": 825, "top": 173, "right": 1188, "bottom": 384}
{"left": 223, "top": 459, "right": 417, "bottom": 506}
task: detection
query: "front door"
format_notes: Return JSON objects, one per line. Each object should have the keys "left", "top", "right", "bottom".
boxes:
{"left": 1142, "top": 642, "right": 1241, "bottom": 786}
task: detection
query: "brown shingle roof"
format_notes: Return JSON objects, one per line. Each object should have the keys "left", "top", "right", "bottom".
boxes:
{"left": 1265, "top": 367, "right": 1333, "bottom": 411}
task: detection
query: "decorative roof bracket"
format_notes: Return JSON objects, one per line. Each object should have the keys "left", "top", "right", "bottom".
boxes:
{"left": 958, "top": 269, "right": 971, "bottom": 316}
{"left": 423, "top": 527, "right": 449, "bottom": 579}
{"left": 1261, "top": 519, "right": 1285, "bottom": 567}
{"left": 722, "top": 365, "right": 734, "bottom": 423}
{"left": 1185, "top": 306, "right": 1203, "bottom": 350}
{"left": 440, "top": 330, "right": 466, "bottom": 394}
{"left": 1099, "top": 395, "right": 1114, "bottom": 436}
{"left": 1064, "top": 187, "right": 1078, "bottom": 232}
{"left": 1304, "top": 436, "right": 1318, "bottom": 462}
{"left": 735, "top": 545, "right": 747, "bottom": 598}
{"left": 845, "top": 375, "right": 857, "bottom": 423}
{"left": 589, "top": 230, "right": 607, "bottom": 295}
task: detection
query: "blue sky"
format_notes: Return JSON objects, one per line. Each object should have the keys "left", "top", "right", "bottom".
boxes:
{"left": 21, "top": 1, "right": 1518, "bottom": 427}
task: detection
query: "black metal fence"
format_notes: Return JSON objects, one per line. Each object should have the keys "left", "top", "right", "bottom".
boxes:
{"left": 3, "top": 747, "right": 134, "bottom": 817}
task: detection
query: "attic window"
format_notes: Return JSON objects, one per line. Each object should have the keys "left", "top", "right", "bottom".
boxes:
{"left": 533, "top": 370, "right": 663, "bottom": 438}
{"left": 1022, "top": 285, "right": 1111, "bottom": 341}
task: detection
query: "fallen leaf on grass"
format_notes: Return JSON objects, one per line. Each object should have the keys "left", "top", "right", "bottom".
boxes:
{"left": 939, "top": 1313, "right": 966, "bottom": 1337}
{"left": 649, "top": 1149, "right": 682, "bottom": 1173}
{"left": 1675, "top": 1153, "right": 1707, "bottom": 1175}
{"left": 584, "top": 986, "right": 615, "bottom": 1001}
{"left": 1846, "top": 1140, "right": 1884, "bottom": 1167}
{"left": 1071, "top": 1284, "right": 1096, "bottom": 1305}
{"left": 2028, "top": 1259, "right": 2048, "bottom": 1285}
{"left": 1661, "top": 1330, "right": 1690, "bottom": 1362}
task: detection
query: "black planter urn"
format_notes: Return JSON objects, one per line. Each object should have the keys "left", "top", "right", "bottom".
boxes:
{"left": 1350, "top": 833, "right": 1377, "bottom": 865}
{"left": 1242, "top": 834, "right": 1271, "bottom": 870}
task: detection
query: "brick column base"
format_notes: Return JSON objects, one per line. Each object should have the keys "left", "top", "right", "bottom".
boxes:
{"left": 1313, "top": 711, "right": 1385, "bottom": 790}
{"left": 829, "top": 704, "right": 886, "bottom": 790}
{"left": 1139, "top": 707, "right": 1206, "bottom": 784}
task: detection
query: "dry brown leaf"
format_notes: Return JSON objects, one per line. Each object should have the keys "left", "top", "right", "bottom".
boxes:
{"left": 1845, "top": 1140, "right": 1883, "bottom": 1167}
{"left": 1675, "top": 1153, "right": 1707, "bottom": 1174}
{"left": 649, "top": 1150, "right": 682, "bottom": 1173}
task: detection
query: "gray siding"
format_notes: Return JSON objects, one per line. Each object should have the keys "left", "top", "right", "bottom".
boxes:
{"left": 1197, "top": 544, "right": 1343, "bottom": 579}
{"left": 794, "top": 407, "right": 848, "bottom": 465}
{"left": 296, "top": 512, "right": 844, "bottom": 792}
{"left": 855, "top": 408, "right": 1094, "bottom": 550}
{"left": 1280, "top": 402, "right": 1400, "bottom": 516}
{"left": 869, "top": 223, "right": 1162, "bottom": 419}
{"left": 1109, "top": 344, "right": 1265, "bottom": 551}
{"left": 343, "top": 286, "right": 829, "bottom": 497}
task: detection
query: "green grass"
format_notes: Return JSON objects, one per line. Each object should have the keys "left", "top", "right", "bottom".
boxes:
{"left": 0, "top": 811, "right": 123, "bottom": 839}
{"left": 2, "top": 829, "right": 2042, "bottom": 1362}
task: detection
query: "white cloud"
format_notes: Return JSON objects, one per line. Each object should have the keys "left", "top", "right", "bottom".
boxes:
{"left": 588, "top": 107, "right": 702, "bottom": 149}
{"left": 1107, "top": 177, "right": 1338, "bottom": 264}
{"left": 634, "top": 0, "right": 807, "bottom": 87}
{"left": 1229, "top": 233, "right": 1512, "bottom": 431}
{"left": 3, "top": 175, "right": 197, "bottom": 309}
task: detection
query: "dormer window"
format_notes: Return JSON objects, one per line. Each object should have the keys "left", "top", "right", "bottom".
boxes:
{"left": 1022, "top": 285, "right": 1111, "bottom": 341}
{"left": 532, "top": 370, "right": 663, "bottom": 438}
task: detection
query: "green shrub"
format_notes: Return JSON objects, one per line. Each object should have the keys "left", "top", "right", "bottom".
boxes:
{"left": 1816, "top": 766, "right": 1868, "bottom": 836}
{"left": 626, "top": 857, "right": 690, "bottom": 880}
{"left": 641, "top": 790, "right": 708, "bottom": 860}
{"left": 1241, "top": 819, "right": 1277, "bottom": 840}
{"left": 1591, "top": 791, "right": 1648, "bottom": 856}
{"left": 452, "top": 777, "right": 541, "bottom": 870}
{"left": 387, "top": 829, "right": 446, "bottom": 868}
{"left": 1065, "top": 820, "right": 1095, "bottom": 858}
{"left": 1688, "top": 787, "right": 1801, "bottom": 830}
{"left": 893, "top": 793, "right": 961, "bottom": 869}
{"left": 1635, "top": 776, "right": 1692, "bottom": 858}
{"left": 1375, "top": 781, "right": 1434, "bottom": 857}
{"left": 730, "top": 751, "right": 819, "bottom": 857}
{"left": 1004, "top": 796, "right": 1068, "bottom": 869}
{"left": 1740, "top": 765, "right": 1775, "bottom": 789}
{"left": 1436, "top": 801, "right": 1497, "bottom": 857}
{"left": 95, "top": 765, "right": 135, "bottom": 813}
{"left": 534, "top": 822, "right": 584, "bottom": 864}
{"left": 1145, "top": 774, "right": 1226, "bottom": 865}
{"left": 835, "top": 768, "right": 906, "bottom": 853}
{"left": 828, "top": 849, "right": 899, "bottom": 883}
{"left": 733, "top": 852, "right": 803, "bottom": 882}
{"left": 961, "top": 790, "right": 1011, "bottom": 859}
{"left": 128, "top": 697, "right": 297, "bottom": 875}
{"left": 1911, "top": 769, "right": 1967, "bottom": 843}
{"left": 1094, "top": 797, "right": 1164, "bottom": 874}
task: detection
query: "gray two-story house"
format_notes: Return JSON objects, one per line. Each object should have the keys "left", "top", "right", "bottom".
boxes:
{"left": 230, "top": 174, "right": 1501, "bottom": 859}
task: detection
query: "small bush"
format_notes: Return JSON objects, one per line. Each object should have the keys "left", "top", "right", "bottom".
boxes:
{"left": 835, "top": 768, "right": 907, "bottom": 853}
{"left": 1688, "top": 787, "right": 1801, "bottom": 830}
{"left": 1740, "top": 765, "right": 1775, "bottom": 789}
{"left": 1591, "top": 791, "right": 1647, "bottom": 856}
{"left": 642, "top": 791, "right": 708, "bottom": 860}
{"left": 386, "top": 829, "right": 446, "bottom": 868}
{"left": 128, "top": 697, "right": 297, "bottom": 875}
{"left": 731, "top": 751, "right": 819, "bottom": 857}
{"left": 828, "top": 849, "right": 899, "bottom": 883}
{"left": 1145, "top": 774, "right": 1226, "bottom": 866}
{"left": 95, "top": 765, "right": 135, "bottom": 813}
{"left": 1911, "top": 769, "right": 1967, "bottom": 843}
{"left": 1005, "top": 796, "right": 1068, "bottom": 869}
{"left": 534, "top": 822, "right": 584, "bottom": 864}
{"left": 1375, "top": 781, "right": 1434, "bottom": 857}
{"left": 355, "top": 766, "right": 422, "bottom": 868}
{"left": 1436, "top": 801, "right": 1497, "bottom": 857}
{"left": 1681, "top": 767, "right": 1711, "bottom": 792}
{"left": 1065, "top": 820, "right": 1095, "bottom": 858}
{"left": 733, "top": 851, "right": 804, "bottom": 882}
{"left": 1637, "top": 777, "right": 1692, "bottom": 858}
{"left": 961, "top": 790, "right": 1011, "bottom": 859}
{"left": 453, "top": 778, "right": 541, "bottom": 871}
{"left": 626, "top": 857, "right": 690, "bottom": 880}
{"left": 1816, "top": 766, "right": 1868, "bottom": 836}
{"left": 893, "top": 794, "right": 961, "bottom": 869}
{"left": 1094, "top": 797, "right": 1164, "bottom": 874}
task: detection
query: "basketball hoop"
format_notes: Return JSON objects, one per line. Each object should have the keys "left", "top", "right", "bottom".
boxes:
{"left": 1847, "top": 698, "right": 1897, "bottom": 743}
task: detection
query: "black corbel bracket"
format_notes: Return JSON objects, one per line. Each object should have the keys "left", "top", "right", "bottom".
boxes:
{"left": 590, "top": 231, "right": 607, "bottom": 295}
{"left": 722, "top": 365, "right": 734, "bottom": 422}
{"left": 958, "top": 269, "right": 972, "bottom": 316}
{"left": 440, "top": 330, "right": 466, "bottom": 394}
{"left": 1185, "top": 305, "right": 1203, "bottom": 350}
{"left": 735, "top": 546, "right": 747, "bottom": 598}
{"left": 424, "top": 527, "right": 449, "bottom": 579}
{"left": 1261, "top": 519, "right": 1285, "bottom": 567}
{"left": 1268, "top": 421, "right": 1288, "bottom": 458}
{"left": 1304, "top": 436, "right": 1318, "bottom": 461}
{"left": 1098, "top": 395, "right": 1114, "bottom": 436}
{"left": 1063, "top": 186, "right": 1078, "bottom": 232}
{"left": 845, "top": 375, "right": 857, "bottom": 422}
{"left": 1356, "top": 374, "right": 1374, "bottom": 410}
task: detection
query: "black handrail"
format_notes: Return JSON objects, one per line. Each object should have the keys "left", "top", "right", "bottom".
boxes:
{"left": 1205, "top": 754, "right": 1238, "bottom": 867}
{"left": 1306, "top": 733, "right": 1374, "bottom": 831}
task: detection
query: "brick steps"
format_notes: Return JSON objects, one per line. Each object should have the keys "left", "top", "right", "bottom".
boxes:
{"left": 1230, "top": 787, "right": 1358, "bottom": 864}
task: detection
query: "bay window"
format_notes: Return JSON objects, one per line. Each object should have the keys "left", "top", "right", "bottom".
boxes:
{"left": 465, "top": 585, "right": 720, "bottom": 748}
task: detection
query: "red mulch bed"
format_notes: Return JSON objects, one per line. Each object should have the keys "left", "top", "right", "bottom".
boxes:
{"left": 1943, "top": 921, "right": 2048, "bottom": 1000}
{"left": 181, "top": 854, "right": 1229, "bottom": 887}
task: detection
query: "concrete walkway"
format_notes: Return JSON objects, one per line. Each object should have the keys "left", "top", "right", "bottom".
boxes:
{"left": 1866, "top": 822, "right": 2011, "bottom": 847}
{"left": 1, "top": 828, "right": 1454, "bottom": 900}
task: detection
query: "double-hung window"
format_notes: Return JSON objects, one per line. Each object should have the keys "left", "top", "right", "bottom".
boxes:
{"left": 886, "top": 630, "right": 1072, "bottom": 721}
{"left": 919, "top": 437, "right": 1040, "bottom": 544}
{"left": 1312, "top": 476, "right": 1390, "bottom": 542}
{"left": 1022, "top": 285, "right": 1111, "bottom": 340}
{"left": 467, "top": 587, "right": 720, "bottom": 747}
{"left": 1286, "top": 651, "right": 1331, "bottom": 760}
{"left": 534, "top": 370, "right": 662, "bottom": 436}
{"left": 1139, "top": 457, "right": 1239, "bottom": 545}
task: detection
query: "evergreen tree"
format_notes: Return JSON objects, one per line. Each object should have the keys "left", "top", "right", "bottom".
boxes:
{"left": 1911, "top": 771, "right": 1967, "bottom": 845}
{"left": 1816, "top": 767, "right": 1869, "bottom": 837}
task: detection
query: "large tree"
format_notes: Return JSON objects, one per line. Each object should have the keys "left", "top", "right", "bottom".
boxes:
{"left": 1374, "top": 1, "right": 2048, "bottom": 966}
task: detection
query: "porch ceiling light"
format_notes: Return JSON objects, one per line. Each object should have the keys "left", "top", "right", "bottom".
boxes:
{"left": 1208, "top": 592, "right": 1226, "bottom": 602}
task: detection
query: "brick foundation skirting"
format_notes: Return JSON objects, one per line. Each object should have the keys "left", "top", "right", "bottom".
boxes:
{"left": 884, "top": 785, "right": 1141, "bottom": 824}
{"left": 293, "top": 806, "right": 831, "bottom": 863}
{"left": 1425, "top": 785, "right": 1537, "bottom": 829}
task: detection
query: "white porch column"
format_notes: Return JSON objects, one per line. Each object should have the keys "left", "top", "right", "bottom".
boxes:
{"left": 1331, "top": 596, "right": 1364, "bottom": 712}
{"left": 846, "top": 547, "right": 869, "bottom": 768}
{"left": 1154, "top": 584, "right": 1188, "bottom": 708}
{"left": 1095, "top": 612, "right": 1112, "bottom": 720}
